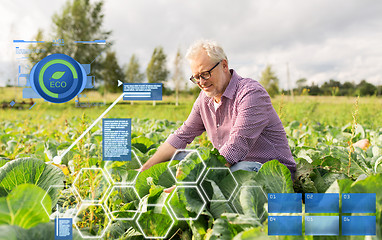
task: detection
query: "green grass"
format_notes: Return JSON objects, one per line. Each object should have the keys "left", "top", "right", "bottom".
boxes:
{"left": 1, "top": 88, "right": 382, "bottom": 129}
{"left": 272, "top": 95, "right": 382, "bottom": 128}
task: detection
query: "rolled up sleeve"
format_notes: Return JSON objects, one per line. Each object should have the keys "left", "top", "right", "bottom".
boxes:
{"left": 219, "top": 88, "right": 272, "bottom": 165}
{"left": 166, "top": 96, "right": 206, "bottom": 149}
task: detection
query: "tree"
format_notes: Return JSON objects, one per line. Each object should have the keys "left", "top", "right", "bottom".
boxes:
{"left": 172, "top": 48, "right": 184, "bottom": 106}
{"left": 101, "top": 51, "right": 124, "bottom": 93}
{"left": 340, "top": 81, "right": 355, "bottom": 96}
{"left": 146, "top": 46, "right": 169, "bottom": 84}
{"left": 29, "top": 0, "right": 111, "bottom": 83}
{"left": 146, "top": 46, "right": 169, "bottom": 106}
{"left": 357, "top": 80, "right": 377, "bottom": 96}
{"left": 296, "top": 78, "right": 307, "bottom": 94}
{"left": 321, "top": 79, "right": 341, "bottom": 95}
{"left": 259, "top": 65, "right": 279, "bottom": 97}
{"left": 125, "top": 54, "right": 145, "bottom": 83}
{"left": 307, "top": 82, "right": 322, "bottom": 96}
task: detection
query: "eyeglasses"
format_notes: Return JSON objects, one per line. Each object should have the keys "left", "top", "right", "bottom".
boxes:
{"left": 189, "top": 61, "right": 221, "bottom": 84}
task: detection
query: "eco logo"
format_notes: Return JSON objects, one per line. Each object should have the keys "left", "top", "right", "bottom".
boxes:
{"left": 29, "top": 53, "right": 87, "bottom": 103}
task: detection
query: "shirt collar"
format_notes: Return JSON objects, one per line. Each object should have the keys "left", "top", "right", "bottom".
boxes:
{"left": 205, "top": 69, "right": 239, "bottom": 105}
{"left": 222, "top": 69, "right": 239, "bottom": 100}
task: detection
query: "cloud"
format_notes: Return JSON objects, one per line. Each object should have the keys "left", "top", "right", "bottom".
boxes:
{"left": 1, "top": 0, "right": 381, "bottom": 88}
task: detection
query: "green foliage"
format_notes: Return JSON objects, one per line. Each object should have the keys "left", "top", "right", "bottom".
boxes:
{"left": 0, "top": 222, "right": 83, "bottom": 240}
{"left": 259, "top": 65, "right": 279, "bottom": 97}
{"left": 296, "top": 78, "right": 307, "bottom": 90}
{"left": 338, "top": 174, "right": 382, "bottom": 239}
{"left": 29, "top": 0, "right": 111, "bottom": 82}
{"left": 131, "top": 136, "right": 155, "bottom": 154}
{"left": 255, "top": 160, "right": 294, "bottom": 194}
{"left": 125, "top": 54, "right": 145, "bottom": 83}
{"left": 232, "top": 226, "right": 269, "bottom": 240}
{"left": 0, "top": 112, "right": 381, "bottom": 239}
{"left": 136, "top": 210, "right": 174, "bottom": 237}
{"left": 0, "top": 184, "right": 51, "bottom": 229}
{"left": 0, "top": 158, "right": 65, "bottom": 206}
{"left": 291, "top": 78, "right": 381, "bottom": 97}
{"left": 172, "top": 48, "right": 184, "bottom": 106}
{"left": 135, "top": 162, "right": 169, "bottom": 198}
{"left": 101, "top": 51, "right": 125, "bottom": 93}
{"left": 146, "top": 46, "right": 169, "bottom": 84}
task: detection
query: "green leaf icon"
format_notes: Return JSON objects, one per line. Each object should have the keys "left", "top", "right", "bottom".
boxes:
{"left": 50, "top": 71, "right": 65, "bottom": 80}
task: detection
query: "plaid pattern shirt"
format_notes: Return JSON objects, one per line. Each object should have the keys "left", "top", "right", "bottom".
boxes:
{"left": 166, "top": 70, "right": 296, "bottom": 173}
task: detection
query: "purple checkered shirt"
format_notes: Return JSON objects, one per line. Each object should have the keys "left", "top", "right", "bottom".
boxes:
{"left": 166, "top": 70, "right": 296, "bottom": 173}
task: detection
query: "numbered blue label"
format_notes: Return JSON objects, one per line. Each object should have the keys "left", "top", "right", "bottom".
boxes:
{"left": 268, "top": 193, "right": 302, "bottom": 213}
{"left": 268, "top": 216, "right": 302, "bottom": 235}
{"left": 342, "top": 216, "right": 376, "bottom": 235}
{"left": 305, "top": 216, "right": 339, "bottom": 235}
{"left": 305, "top": 193, "right": 339, "bottom": 213}
{"left": 342, "top": 193, "right": 376, "bottom": 213}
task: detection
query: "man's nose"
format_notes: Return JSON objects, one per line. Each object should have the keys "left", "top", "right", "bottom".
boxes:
{"left": 199, "top": 77, "right": 208, "bottom": 86}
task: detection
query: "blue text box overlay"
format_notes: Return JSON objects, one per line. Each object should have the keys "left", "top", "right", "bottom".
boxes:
{"left": 102, "top": 118, "right": 131, "bottom": 161}
{"left": 268, "top": 193, "right": 302, "bottom": 213}
{"left": 342, "top": 216, "right": 376, "bottom": 236}
{"left": 342, "top": 193, "right": 376, "bottom": 213}
{"left": 268, "top": 216, "right": 302, "bottom": 235}
{"left": 55, "top": 218, "right": 72, "bottom": 240}
{"left": 305, "top": 193, "right": 339, "bottom": 213}
{"left": 305, "top": 216, "right": 339, "bottom": 236}
{"left": 123, "top": 83, "right": 162, "bottom": 101}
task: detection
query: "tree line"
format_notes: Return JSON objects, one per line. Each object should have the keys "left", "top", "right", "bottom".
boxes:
{"left": 28, "top": 0, "right": 185, "bottom": 99}
{"left": 27, "top": 0, "right": 381, "bottom": 99}
{"left": 259, "top": 65, "right": 382, "bottom": 98}
{"left": 290, "top": 78, "right": 382, "bottom": 97}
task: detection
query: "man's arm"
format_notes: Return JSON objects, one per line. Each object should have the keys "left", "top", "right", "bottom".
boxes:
{"left": 139, "top": 95, "right": 205, "bottom": 171}
{"left": 139, "top": 142, "right": 176, "bottom": 171}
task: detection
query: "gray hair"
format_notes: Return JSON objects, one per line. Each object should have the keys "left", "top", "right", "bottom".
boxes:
{"left": 185, "top": 39, "right": 228, "bottom": 64}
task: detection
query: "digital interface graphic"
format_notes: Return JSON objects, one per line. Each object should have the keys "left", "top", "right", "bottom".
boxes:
{"left": 102, "top": 118, "right": 132, "bottom": 161}
{"left": 12, "top": 39, "right": 97, "bottom": 107}
{"left": 268, "top": 193, "right": 377, "bottom": 236}
{"left": 2, "top": 2, "right": 382, "bottom": 239}
{"left": 29, "top": 53, "right": 87, "bottom": 103}
{"left": 4, "top": 39, "right": 379, "bottom": 240}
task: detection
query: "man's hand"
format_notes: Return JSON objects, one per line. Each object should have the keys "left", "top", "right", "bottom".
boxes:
{"left": 353, "top": 139, "right": 370, "bottom": 150}
{"left": 134, "top": 142, "right": 177, "bottom": 172}
{"left": 135, "top": 166, "right": 145, "bottom": 172}
{"left": 225, "top": 162, "right": 232, "bottom": 168}
{"left": 135, "top": 162, "right": 151, "bottom": 172}
{"left": 163, "top": 185, "right": 176, "bottom": 193}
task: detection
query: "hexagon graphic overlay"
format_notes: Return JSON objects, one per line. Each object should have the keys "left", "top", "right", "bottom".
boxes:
{"left": 167, "top": 149, "right": 206, "bottom": 184}
{"left": 104, "top": 185, "right": 141, "bottom": 220}
{"left": 200, "top": 167, "right": 238, "bottom": 202}
{"left": 73, "top": 168, "right": 111, "bottom": 203}
{"left": 167, "top": 185, "right": 206, "bottom": 221}
{"left": 74, "top": 203, "right": 112, "bottom": 239}
{"left": 41, "top": 185, "right": 80, "bottom": 219}
{"left": 231, "top": 185, "right": 268, "bottom": 220}
{"left": 104, "top": 150, "right": 142, "bottom": 185}
{"left": 136, "top": 204, "right": 175, "bottom": 239}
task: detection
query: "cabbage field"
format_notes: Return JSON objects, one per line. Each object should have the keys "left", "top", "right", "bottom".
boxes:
{"left": 0, "top": 96, "right": 381, "bottom": 240}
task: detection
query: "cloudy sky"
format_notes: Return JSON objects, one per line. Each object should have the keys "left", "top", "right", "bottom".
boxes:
{"left": 1, "top": 0, "right": 382, "bottom": 89}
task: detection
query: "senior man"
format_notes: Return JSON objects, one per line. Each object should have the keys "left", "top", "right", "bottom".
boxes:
{"left": 140, "top": 40, "right": 296, "bottom": 177}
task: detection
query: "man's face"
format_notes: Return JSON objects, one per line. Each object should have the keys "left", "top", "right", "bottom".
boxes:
{"left": 190, "top": 50, "right": 228, "bottom": 101}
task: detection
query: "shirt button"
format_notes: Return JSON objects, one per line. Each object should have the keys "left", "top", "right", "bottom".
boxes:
{"left": 217, "top": 124, "right": 220, "bottom": 127}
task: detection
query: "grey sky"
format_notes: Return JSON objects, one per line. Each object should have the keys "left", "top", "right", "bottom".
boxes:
{"left": 1, "top": 0, "right": 382, "bottom": 89}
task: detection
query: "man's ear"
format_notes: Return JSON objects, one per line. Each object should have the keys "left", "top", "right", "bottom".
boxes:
{"left": 222, "top": 59, "right": 229, "bottom": 72}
